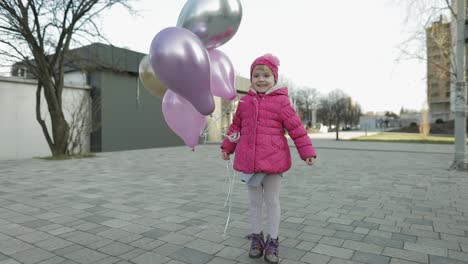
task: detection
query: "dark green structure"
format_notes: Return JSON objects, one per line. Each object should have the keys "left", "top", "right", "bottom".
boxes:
{"left": 68, "top": 43, "right": 184, "bottom": 152}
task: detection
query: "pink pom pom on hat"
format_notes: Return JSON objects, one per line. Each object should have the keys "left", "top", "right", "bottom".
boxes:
{"left": 250, "top": 53, "right": 280, "bottom": 82}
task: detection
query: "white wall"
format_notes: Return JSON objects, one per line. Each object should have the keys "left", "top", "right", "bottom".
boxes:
{"left": 0, "top": 76, "right": 91, "bottom": 160}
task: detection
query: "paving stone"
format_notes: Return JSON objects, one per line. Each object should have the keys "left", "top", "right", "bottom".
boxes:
{"left": 34, "top": 237, "right": 74, "bottom": 251}
{"left": 87, "top": 239, "right": 114, "bottom": 250}
{"left": 21, "top": 219, "right": 54, "bottom": 229}
{"left": 17, "top": 231, "right": 53, "bottom": 243}
{"left": 391, "top": 233, "right": 417, "bottom": 243}
{"left": 281, "top": 238, "right": 301, "bottom": 248}
{"left": 0, "top": 239, "right": 35, "bottom": 255}
{"left": 141, "top": 228, "right": 171, "bottom": 240}
{"left": 185, "top": 238, "right": 224, "bottom": 254}
{"left": 302, "top": 226, "right": 336, "bottom": 236}
{"left": 159, "top": 232, "right": 195, "bottom": 245}
{"left": 131, "top": 252, "right": 169, "bottom": 264}
{"left": 64, "top": 247, "right": 109, "bottom": 263}
{"left": 352, "top": 221, "right": 380, "bottom": 230}
{"left": 311, "top": 244, "right": 354, "bottom": 259}
{"left": 153, "top": 243, "right": 184, "bottom": 257}
{"left": 10, "top": 247, "right": 55, "bottom": 264}
{"left": 97, "top": 242, "right": 135, "bottom": 256}
{"left": 169, "top": 247, "right": 214, "bottom": 264}
{"left": 118, "top": 224, "right": 153, "bottom": 234}
{"left": 300, "top": 252, "right": 332, "bottom": 264}
{"left": 382, "top": 247, "right": 428, "bottom": 263}
{"left": 352, "top": 251, "right": 391, "bottom": 264}
{"left": 53, "top": 244, "right": 84, "bottom": 256}
{"left": 206, "top": 257, "right": 237, "bottom": 264}
{"left": 36, "top": 256, "right": 67, "bottom": 264}
{"left": 334, "top": 231, "right": 366, "bottom": 241}
{"left": 0, "top": 258, "right": 22, "bottom": 264}
{"left": 92, "top": 256, "right": 121, "bottom": 264}
{"left": 62, "top": 231, "right": 102, "bottom": 245}
{"left": 215, "top": 246, "right": 245, "bottom": 260}
{"left": 429, "top": 255, "right": 468, "bottom": 264}
{"left": 364, "top": 235, "right": 404, "bottom": 249}
{"left": 329, "top": 258, "right": 368, "bottom": 264}
{"left": 117, "top": 234, "right": 143, "bottom": 244}
{"left": 389, "top": 258, "right": 423, "bottom": 264}
{"left": 97, "top": 228, "right": 133, "bottom": 240}
{"left": 328, "top": 223, "right": 355, "bottom": 232}
{"left": 354, "top": 227, "right": 370, "bottom": 235}
{"left": 404, "top": 242, "right": 448, "bottom": 257}
{"left": 368, "top": 230, "right": 393, "bottom": 238}
{"left": 47, "top": 227, "right": 75, "bottom": 235}
{"left": 118, "top": 248, "right": 146, "bottom": 260}
{"left": 448, "top": 250, "right": 468, "bottom": 262}
{"left": 342, "top": 240, "right": 384, "bottom": 254}
{"left": 319, "top": 236, "right": 344, "bottom": 246}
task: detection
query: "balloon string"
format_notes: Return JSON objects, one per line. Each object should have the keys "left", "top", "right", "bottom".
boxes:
{"left": 136, "top": 77, "right": 141, "bottom": 108}
{"left": 223, "top": 159, "right": 236, "bottom": 236}
{"left": 200, "top": 99, "right": 239, "bottom": 141}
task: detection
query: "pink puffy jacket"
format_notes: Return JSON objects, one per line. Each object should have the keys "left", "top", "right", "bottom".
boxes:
{"left": 221, "top": 87, "right": 316, "bottom": 174}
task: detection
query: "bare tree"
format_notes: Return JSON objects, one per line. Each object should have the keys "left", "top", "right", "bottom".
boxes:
{"left": 294, "top": 87, "right": 319, "bottom": 127}
{"left": 317, "top": 97, "right": 333, "bottom": 127}
{"left": 396, "top": 0, "right": 455, "bottom": 64}
{"left": 0, "top": 0, "right": 133, "bottom": 157}
{"left": 66, "top": 92, "right": 101, "bottom": 155}
{"left": 277, "top": 74, "right": 301, "bottom": 112}
{"left": 343, "top": 98, "right": 362, "bottom": 129}
{"left": 317, "top": 89, "right": 361, "bottom": 140}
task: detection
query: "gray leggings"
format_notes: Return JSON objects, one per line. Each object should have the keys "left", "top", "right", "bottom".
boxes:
{"left": 247, "top": 174, "right": 281, "bottom": 239}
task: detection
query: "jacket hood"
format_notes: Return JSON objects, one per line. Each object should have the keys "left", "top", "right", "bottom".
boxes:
{"left": 248, "top": 85, "right": 288, "bottom": 97}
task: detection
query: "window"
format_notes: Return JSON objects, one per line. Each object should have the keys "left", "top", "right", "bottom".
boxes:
{"left": 18, "top": 67, "right": 27, "bottom": 77}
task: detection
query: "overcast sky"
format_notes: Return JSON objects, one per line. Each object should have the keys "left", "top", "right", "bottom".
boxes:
{"left": 101, "top": 0, "right": 427, "bottom": 113}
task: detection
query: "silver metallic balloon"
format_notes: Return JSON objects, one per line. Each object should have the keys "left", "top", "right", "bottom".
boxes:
{"left": 177, "top": 0, "right": 242, "bottom": 49}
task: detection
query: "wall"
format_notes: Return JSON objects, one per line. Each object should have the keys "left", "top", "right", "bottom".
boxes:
{"left": 0, "top": 76, "right": 91, "bottom": 160}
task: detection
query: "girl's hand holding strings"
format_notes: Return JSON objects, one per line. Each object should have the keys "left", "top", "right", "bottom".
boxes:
{"left": 305, "top": 157, "right": 315, "bottom": 166}
{"left": 222, "top": 152, "right": 231, "bottom": 160}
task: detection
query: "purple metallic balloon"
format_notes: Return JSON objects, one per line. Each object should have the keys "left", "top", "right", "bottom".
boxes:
{"left": 149, "top": 27, "right": 215, "bottom": 115}
{"left": 162, "top": 90, "right": 207, "bottom": 150}
{"left": 208, "top": 49, "right": 236, "bottom": 101}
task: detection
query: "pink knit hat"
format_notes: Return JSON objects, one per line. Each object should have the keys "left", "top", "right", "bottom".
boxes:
{"left": 250, "top": 53, "right": 280, "bottom": 82}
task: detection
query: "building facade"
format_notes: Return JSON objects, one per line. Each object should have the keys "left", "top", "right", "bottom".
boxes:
{"left": 7, "top": 43, "right": 252, "bottom": 158}
{"left": 426, "top": 17, "right": 452, "bottom": 122}
{"left": 426, "top": 2, "right": 468, "bottom": 123}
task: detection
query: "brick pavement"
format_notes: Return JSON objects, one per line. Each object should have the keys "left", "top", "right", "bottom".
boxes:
{"left": 0, "top": 140, "right": 467, "bottom": 264}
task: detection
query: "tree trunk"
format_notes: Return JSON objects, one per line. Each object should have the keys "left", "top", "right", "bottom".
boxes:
{"left": 36, "top": 81, "right": 70, "bottom": 157}
{"left": 50, "top": 115, "right": 70, "bottom": 156}
{"left": 335, "top": 119, "right": 340, "bottom": 141}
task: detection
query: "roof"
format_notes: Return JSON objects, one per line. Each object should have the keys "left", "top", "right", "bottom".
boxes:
{"left": 64, "top": 43, "right": 146, "bottom": 74}
{"left": 11, "top": 43, "right": 147, "bottom": 77}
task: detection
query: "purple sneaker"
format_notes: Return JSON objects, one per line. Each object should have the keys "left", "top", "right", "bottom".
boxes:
{"left": 246, "top": 232, "right": 265, "bottom": 258}
{"left": 264, "top": 234, "right": 279, "bottom": 264}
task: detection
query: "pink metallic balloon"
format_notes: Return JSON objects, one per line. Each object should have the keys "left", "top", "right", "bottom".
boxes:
{"left": 162, "top": 90, "right": 206, "bottom": 149}
{"left": 208, "top": 49, "right": 236, "bottom": 101}
{"left": 150, "top": 27, "right": 215, "bottom": 115}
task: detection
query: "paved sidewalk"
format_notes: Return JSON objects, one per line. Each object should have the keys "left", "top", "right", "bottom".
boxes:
{"left": 0, "top": 141, "right": 467, "bottom": 264}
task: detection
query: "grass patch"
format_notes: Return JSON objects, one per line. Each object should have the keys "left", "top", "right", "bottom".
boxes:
{"left": 349, "top": 132, "right": 458, "bottom": 144}
{"left": 39, "top": 153, "right": 97, "bottom": 160}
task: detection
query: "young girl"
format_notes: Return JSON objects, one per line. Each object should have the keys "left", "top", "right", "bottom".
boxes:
{"left": 221, "top": 54, "right": 316, "bottom": 264}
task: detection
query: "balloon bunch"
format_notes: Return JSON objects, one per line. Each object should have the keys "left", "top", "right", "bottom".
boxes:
{"left": 139, "top": 0, "right": 242, "bottom": 150}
